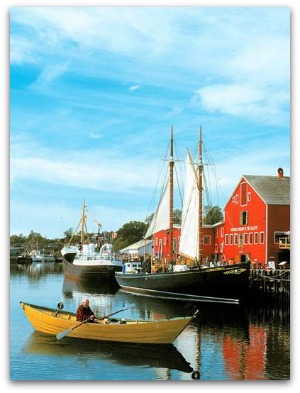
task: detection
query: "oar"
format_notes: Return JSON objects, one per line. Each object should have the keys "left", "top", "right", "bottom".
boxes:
{"left": 56, "top": 304, "right": 135, "bottom": 341}
{"left": 98, "top": 304, "right": 135, "bottom": 321}
{"left": 56, "top": 316, "right": 93, "bottom": 340}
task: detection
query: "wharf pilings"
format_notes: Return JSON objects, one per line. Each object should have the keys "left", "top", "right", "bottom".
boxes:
{"left": 248, "top": 268, "right": 290, "bottom": 304}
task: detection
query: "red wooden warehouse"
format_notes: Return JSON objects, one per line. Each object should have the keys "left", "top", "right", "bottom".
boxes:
{"left": 222, "top": 168, "right": 290, "bottom": 268}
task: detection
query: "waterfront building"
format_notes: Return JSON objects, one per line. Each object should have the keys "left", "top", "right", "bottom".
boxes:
{"left": 221, "top": 168, "right": 290, "bottom": 268}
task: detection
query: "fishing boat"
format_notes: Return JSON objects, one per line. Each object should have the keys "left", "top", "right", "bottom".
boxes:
{"left": 62, "top": 202, "right": 123, "bottom": 281}
{"left": 115, "top": 128, "right": 250, "bottom": 299}
{"left": 20, "top": 301, "right": 197, "bottom": 345}
{"left": 29, "top": 250, "right": 56, "bottom": 263}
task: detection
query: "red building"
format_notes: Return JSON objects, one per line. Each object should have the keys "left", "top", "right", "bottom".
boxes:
{"left": 151, "top": 168, "right": 290, "bottom": 269}
{"left": 222, "top": 168, "right": 290, "bottom": 268}
{"left": 153, "top": 225, "right": 181, "bottom": 262}
{"left": 153, "top": 225, "right": 215, "bottom": 265}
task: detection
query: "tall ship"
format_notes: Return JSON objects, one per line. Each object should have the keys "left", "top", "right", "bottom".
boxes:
{"left": 115, "top": 128, "right": 250, "bottom": 300}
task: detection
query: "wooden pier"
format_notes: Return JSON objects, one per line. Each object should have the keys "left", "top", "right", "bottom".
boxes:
{"left": 249, "top": 268, "right": 290, "bottom": 300}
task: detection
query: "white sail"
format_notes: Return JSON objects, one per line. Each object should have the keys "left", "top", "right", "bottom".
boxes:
{"left": 144, "top": 177, "right": 170, "bottom": 239}
{"left": 179, "top": 151, "right": 199, "bottom": 260}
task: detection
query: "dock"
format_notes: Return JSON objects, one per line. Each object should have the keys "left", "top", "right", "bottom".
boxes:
{"left": 249, "top": 268, "right": 290, "bottom": 299}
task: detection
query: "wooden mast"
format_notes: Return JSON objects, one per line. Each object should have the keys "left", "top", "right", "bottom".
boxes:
{"left": 169, "top": 127, "right": 174, "bottom": 263}
{"left": 198, "top": 127, "right": 203, "bottom": 264}
{"left": 81, "top": 200, "right": 86, "bottom": 247}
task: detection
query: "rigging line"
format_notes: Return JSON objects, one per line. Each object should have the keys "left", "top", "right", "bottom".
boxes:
{"left": 86, "top": 208, "right": 102, "bottom": 230}
{"left": 173, "top": 139, "right": 185, "bottom": 209}
{"left": 145, "top": 140, "right": 170, "bottom": 220}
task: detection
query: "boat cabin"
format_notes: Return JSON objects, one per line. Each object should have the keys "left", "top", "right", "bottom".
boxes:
{"left": 122, "top": 261, "right": 142, "bottom": 274}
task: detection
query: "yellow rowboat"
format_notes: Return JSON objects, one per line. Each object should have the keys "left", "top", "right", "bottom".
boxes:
{"left": 20, "top": 301, "right": 197, "bottom": 345}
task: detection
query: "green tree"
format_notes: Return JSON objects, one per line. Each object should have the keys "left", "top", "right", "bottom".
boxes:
{"left": 113, "top": 221, "right": 147, "bottom": 251}
{"left": 173, "top": 209, "right": 182, "bottom": 224}
{"left": 63, "top": 228, "right": 75, "bottom": 243}
{"left": 145, "top": 209, "right": 182, "bottom": 225}
{"left": 203, "top": 206, "right": 224, "bottom": 225}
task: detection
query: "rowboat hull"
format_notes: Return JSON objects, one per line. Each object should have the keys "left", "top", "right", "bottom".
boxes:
{"left": 115, "top": 262, "right": 250, "bottom": 299}
{"left": 20, "top": 302, "right": 195, "bottom": 345}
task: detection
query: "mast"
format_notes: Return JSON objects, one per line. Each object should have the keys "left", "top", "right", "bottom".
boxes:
{"left": 198, "top": 127, "right": 203, "bottom": 263}
{"left": 81, "top": 200, "right": 86, "bottom": 247}
{"left": 169, "top": 127, "right": 174, "bottom": 262}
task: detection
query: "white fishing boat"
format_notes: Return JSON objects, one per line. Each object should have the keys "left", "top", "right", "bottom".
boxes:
{"left": 29, "top": 250, "right": 56, "bottom": 263}
{"left": 62, "top": 202, "right": 123, "bottom": 281}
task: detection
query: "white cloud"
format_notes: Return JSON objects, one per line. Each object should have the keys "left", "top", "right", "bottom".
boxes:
{"left": 194, "top": 82, "right": 289, "bottom": 125}
{"left": 10, "top": 35, "right": 37, "bottom": 65}
{"left": 129, "top": 85, "right": 140, "bottom": 92}
{"left": 10, "top": 140, "right": 157, "bottom": 194}
{"left": 31, "top": 63, "right": 69, "bottom": 89}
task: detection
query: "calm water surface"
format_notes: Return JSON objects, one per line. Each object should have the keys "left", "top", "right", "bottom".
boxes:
{"left": 10, "top": 263, "right": 290, "bottom": 381}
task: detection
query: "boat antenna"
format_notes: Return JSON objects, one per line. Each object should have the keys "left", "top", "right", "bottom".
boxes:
{"left": 198, "top": 127, "right": 203, "bottom": 264}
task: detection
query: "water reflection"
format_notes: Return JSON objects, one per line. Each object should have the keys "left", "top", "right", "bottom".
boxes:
{"left": 23, "top": 331, "right": 194, "bottom": 374}
{"left": 62, "top": 277, "right": 119, "bottom": 297}
{"left": 11, "top": 266, "right": 290, "bottom": 380}
{"left": 11, "top": 262, "right": 63, "bottom": 278}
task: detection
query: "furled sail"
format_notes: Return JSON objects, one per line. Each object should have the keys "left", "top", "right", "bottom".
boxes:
{"left": 179, "top": 150, "right": 199, "bottom": 260}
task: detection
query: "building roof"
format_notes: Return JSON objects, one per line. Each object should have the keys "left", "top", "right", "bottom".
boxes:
{"left": 243, "top": 175, "right": 290, "bottom": 205}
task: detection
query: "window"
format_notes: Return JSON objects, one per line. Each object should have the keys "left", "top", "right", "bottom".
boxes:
{"left": 203, "top": 235, "right": 211, "bottom": 245}
{"left": 274, "top": 231, "right": 289, "bottom": 244}
{"left": 254, "top": 232, "right": 259, "bottom": 244}
{"left": 241, "top": 182, "right": 247, "bottom": 205}
{"left": 240, "top": 211, "right": 248, "bottom": 225}
{"left": 230, "top": 234, "right": 233, "bottom": 245}
{"left": 249, "top": 233, "right": 253, "bottom": 244}
{"left": 260, "top": 232, "right": 264, "bottom": 244}
{"left": 173, "top": 238, "right": 177, "bottom": 250}
{"left": 239, "top": 234, "right": 243, "bottom": 247}
{"left": 232, "top": 196, "right": 235, "bottom": 203}
{"left": 247, "top": 192, "right": 251, "bottom": 202}
{"left": 244, "top": 233, "right": 248, "bottom": 244}
{"left": 225, "top": 234, "right": 229, "bottom": 245}
{"left": 234, "top": 234, "right": 238, "bottom": 245}
{"left": 235, "top": 194, "right": 239, "bottom": 204}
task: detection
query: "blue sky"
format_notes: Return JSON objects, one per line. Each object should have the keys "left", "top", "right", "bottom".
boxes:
{"left": 9, "top": 5, "right": 291, "bottom": 239}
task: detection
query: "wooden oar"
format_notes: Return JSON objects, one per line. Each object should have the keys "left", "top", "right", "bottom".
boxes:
{"left": 56, "top": 304, "right": 135, "bottom": 341}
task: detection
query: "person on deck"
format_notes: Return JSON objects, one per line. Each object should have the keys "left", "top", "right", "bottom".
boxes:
{"left": 76, "top": 298, "right": 97, "bottom": 322}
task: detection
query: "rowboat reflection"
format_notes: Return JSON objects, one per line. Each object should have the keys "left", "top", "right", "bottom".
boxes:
{"left": 23, "top": 331, "right": 194, "bottom": 374}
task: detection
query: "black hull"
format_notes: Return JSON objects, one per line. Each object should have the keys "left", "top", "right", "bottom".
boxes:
{"left": 63, "top": 253, "right": 77, "bottom": 263}
{"left": 115, "top": 262, "right": 250, "bottom": 299}
{"left": 16, "top": 256, "right": 32, "bottom": 264}
{"left": 62, "top": 259, "right": 122, "bottom": 281}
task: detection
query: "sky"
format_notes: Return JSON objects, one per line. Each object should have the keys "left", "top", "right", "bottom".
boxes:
{"left": 8, "top": 4, "right": 291, "bottom": 240}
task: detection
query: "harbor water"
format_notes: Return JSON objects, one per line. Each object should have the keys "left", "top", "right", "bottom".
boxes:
{"left": 9, "top": 262, "right": 290, "bottom": 381}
